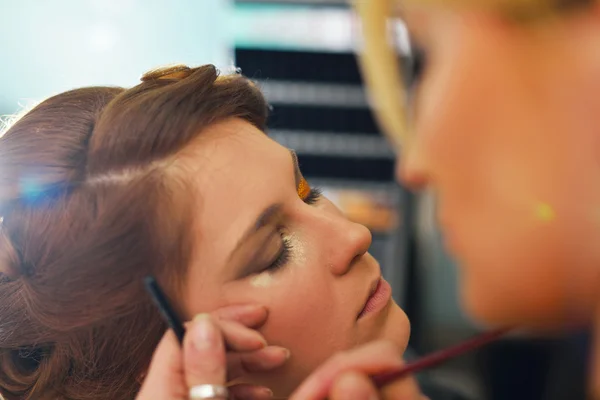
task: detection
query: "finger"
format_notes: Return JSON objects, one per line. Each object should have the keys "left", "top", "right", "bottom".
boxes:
{"left": 212, "top": 304, "right": 268, "bottom": 328}
{"left": 227, "top": 346, "right": 290, "bottom": 378}
{"left": 183, "top": 314, "right": 227, "bottom": 389}
{"left": 331, "top": 371, "right": 379, "bottom": 400}
{"left": 240, "top": 346, "right": 291, "bottom": 372}
{"left": 289, "top": 341, "right": 403, "bottom": 400}
{"left": 136, "top": 330, "right": 186, "bottom": 400}
{"left": 380, "top": 374, "right": 423, "bottom": 400}
{"left": 219, "top": 319, "right": 267, "bottom": 352}
{"left": 229, "top": 384, "right": 274, "bottom": 400}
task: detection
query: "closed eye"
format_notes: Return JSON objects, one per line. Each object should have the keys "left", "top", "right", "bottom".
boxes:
{"left": 303, "top": 187, "right": 322, "bottom": 205}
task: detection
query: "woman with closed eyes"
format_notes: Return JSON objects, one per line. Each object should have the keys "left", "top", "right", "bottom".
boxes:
{"left": 0, "top": 64, "right": 410, "bottom": 400}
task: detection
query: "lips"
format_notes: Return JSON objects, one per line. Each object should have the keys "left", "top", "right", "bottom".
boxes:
{"left": 367, "top": 278, "right": 381, "bottom": 301}
{"left": 357, "top": 276, "right": 385, "bottom": 319}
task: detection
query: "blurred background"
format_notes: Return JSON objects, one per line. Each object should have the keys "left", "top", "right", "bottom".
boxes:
{"left": 0, "top": 1, "right": 583, "bottom": 399}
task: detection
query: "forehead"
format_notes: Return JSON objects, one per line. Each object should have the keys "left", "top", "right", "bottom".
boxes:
{"left": 181, "top": 119, "right": 291, "bottom": 266}
{"left": 182, "top": 118, "right": 282, "bottom": 178}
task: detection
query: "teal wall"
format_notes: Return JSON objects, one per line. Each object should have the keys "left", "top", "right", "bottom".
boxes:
{"left": 0, "top": 0, "right": 232, "bottom": 115}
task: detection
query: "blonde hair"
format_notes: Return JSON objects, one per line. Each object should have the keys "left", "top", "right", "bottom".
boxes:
{"left": 353, "top": 0, "right": 596, "bottom": 151}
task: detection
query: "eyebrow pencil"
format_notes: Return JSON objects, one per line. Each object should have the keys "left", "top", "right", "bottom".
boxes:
{"left": 144, "top": 275, "right": 186, "bottom": 344}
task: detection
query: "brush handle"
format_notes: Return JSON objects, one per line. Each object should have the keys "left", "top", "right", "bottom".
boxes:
{"left": 144, "top": 276, "right": 186, "bottom": 344}
{"left": 372, "top": 328, "right": 510, "bottom": 388}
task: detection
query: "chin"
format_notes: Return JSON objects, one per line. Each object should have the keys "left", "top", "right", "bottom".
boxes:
{"left": 460, "top": 275, "right": 527, "bottom": 329}
{"left": 378, "top": 301, "right": 411, "bottom": 353}
{"left": 460, "top": 279, "right": 583, "bottom": 334}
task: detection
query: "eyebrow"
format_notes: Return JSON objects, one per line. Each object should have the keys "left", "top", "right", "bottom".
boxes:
{"left": 228, "top": 149, "right": 301, "bottom": 263}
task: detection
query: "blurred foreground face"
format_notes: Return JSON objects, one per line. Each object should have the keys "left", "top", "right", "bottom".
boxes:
{"left": 398, "top": 3, "right": 600, "bottom": 330}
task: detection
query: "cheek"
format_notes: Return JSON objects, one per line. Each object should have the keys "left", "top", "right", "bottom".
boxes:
{"left": 417, "top": 22, "right": 534, "bottom": 173}
{"left": 462, "top": 263, "right": 566, "bottom": 331}
{"left": 224, "top": 269, "right": 357, "bottom": 394}
{"left": 263, "top": 287, "right": 338, "bottom": 347}
{"left": 224, "top": 265, "right": 356, "bottom": 365}
{"left": 258, "top": 271, "right": 353, "bottom": 353}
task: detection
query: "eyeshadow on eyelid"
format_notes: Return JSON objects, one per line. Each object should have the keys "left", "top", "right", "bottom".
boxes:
{"left": 297, "top": 177, "right": 311, "bottom": 200}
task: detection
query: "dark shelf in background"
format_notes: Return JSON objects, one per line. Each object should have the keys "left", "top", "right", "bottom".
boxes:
{"left": 296, "top": 154, "right": 395, "bottom": 182}
{"left": 268, "top": 104, "right": 379, "bottom": 134}
{"left": 236, "top": 49, "right": 363, "bottom": 84}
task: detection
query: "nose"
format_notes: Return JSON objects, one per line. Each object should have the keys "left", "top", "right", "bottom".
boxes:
{"left": 327, "top": 216, "right": 372, "bottom": 276}
{"left": 396, "top": 143, "right": 431, "bottom": 191}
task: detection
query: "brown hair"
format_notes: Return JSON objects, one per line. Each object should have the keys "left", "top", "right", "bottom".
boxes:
{"left": 0, "top": 65, "right": 268, "bottom": 399}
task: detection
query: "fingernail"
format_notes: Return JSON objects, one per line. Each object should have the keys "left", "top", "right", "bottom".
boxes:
{"left": 193, "top": 313, "right": 210, "bottom": 322}
{"left": 244, "top": 304, "right": 265, "bottom": 311}
{"left": 261, "top": 387, "right": 274, "bottom": 398}
{"left": 334, "top": 372, "right": 373, "bottom": 400}
{"left": 243, "top": 304, "right": 268, "bottom": 317}
{"left": 334, "top": 373, "right": 355, "bottom": 395}
{"left": 283, "top": 348, "right": 291, "bottom": 360}
{"left": 192, "top": 313, "right": 219, "bottom": 350}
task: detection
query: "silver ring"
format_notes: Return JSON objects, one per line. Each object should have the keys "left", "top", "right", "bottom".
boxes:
{"left": 189, "top": 384, "right": 229, "bottom": 399}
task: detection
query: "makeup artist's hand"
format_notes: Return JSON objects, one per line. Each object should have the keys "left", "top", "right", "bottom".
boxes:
{"left": 290, "top": 340, "right": 427, "bottom": 400}
{"left": 137, "top": 314, "right": 276, "bottom": 400}
{"left": 137, "top": 306, "right": 288, "bottom": 400}
{"left": 211, "top": 304, "right": 290, "bottom": 381}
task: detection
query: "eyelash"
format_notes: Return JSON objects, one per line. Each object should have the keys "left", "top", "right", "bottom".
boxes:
{"left": 303, "top": 187, "right": 322, "bottom": 205}
{"left": 267, "top": 235, "right": 292, "bottom": 273}
{"left": 265, "top": 187, "right": 322, "bottom": 273}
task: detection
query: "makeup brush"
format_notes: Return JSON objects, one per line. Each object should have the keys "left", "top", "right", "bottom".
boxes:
{"left": 372, "top": 327, "right": 511, "bottom": 388}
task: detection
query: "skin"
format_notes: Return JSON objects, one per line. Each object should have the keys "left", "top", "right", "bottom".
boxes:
{"left": 399, "top": 5, "right": 600, "bottom": 331}
{"left": 174, "top": 119, "right": 410, "bottom": 397}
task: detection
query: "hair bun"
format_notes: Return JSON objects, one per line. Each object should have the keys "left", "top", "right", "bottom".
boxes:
{"left": 140, "top": 64, "right": 193, "bottom": 82}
